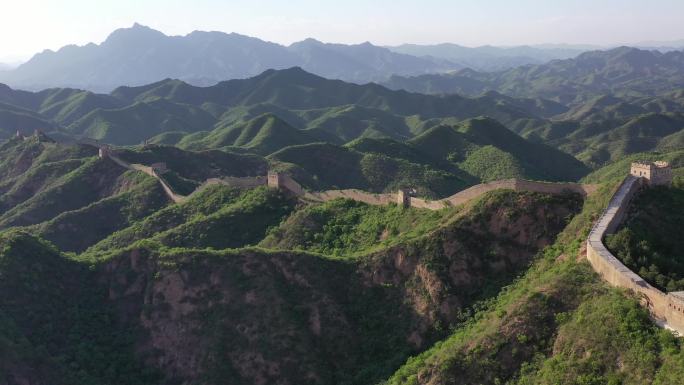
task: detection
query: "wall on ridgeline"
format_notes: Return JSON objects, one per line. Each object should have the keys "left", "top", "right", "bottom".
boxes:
{"left": 409, "top": 197, "right": 449, "bottom": 210}
{"left": 287, "top": 178, "right": 598, "bottom": 210}
{"left": 278, "top": 174, "right": 305, "bottom": 197}
{"left": 97, "top": 141, "right": 598, "bottom": 213}
{"left": 304, "top": 190, "right": 396, "bottom": 205}
{"left": 514, "top": 179, "right": 598, "bottom": 197}
{"left": 436, "top": 179, "right": 597, "bottom": 208}
{"left": 104, "top": 153, "right": 186, "bottom": 203}
{"left": 442, "top": 179, "right": 518, "bottom": 207}
{"left": 206, "top": 176, "right": 267, "bottom": 189}
{"left": 586, "top": 176, "right": 684, "bottom": 335}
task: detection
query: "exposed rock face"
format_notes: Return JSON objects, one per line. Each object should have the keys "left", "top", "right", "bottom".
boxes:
{"left": 97, "top": 191, "right": 581, "bottom": 384}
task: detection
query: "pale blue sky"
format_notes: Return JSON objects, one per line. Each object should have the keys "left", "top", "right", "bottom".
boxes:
{"left": 2, "top": 0, "right": 684, "bottom": 62}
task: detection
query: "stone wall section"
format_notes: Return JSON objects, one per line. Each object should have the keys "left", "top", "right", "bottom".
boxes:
{"left": 304, "top": 190, "right": 396, "bottom": 205}
{"left": 85, "top": 139, "right": 684, "bottom": 333}
{"left": 299, "top": 179, "right": 597, "bottom": 209}
{"left": 204, "top": 176, "right": 267, "bottom": 189}
{"left": 87, "top": 139, "right": 598, "bottom": 211}
{"left": 586, "top": 175, "right": 684, "bottom": 335}
{"left": 82, "top": 140, "right": 186, "bottom": 204}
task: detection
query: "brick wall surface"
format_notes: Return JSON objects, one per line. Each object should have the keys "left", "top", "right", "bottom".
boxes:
{"left": 586, "top": 176, "right": 684, "bottom": 335}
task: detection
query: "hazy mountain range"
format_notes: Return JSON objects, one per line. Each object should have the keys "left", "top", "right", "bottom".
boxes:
{"left": 383, "top": 46, "right": 684, "bottom": 104}
{"left": 3, "top": 20, "right": 684, "bottom": 385}
{"left": 0, "top": 23, "right": 458, "bottom": 92}
{"left": 0, "top": 23, "right": 649, "bottom": 93}
{"left": 384, "top": 43, "right": 589, "bottom": 71}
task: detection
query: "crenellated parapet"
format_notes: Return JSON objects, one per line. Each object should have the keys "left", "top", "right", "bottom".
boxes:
{"left": 586, "top": 164, "right": 684, "bottom": 335}
{"left": 630, "top": 161, "right": 672, "bottom": 186}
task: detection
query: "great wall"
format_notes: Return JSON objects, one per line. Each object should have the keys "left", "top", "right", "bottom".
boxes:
{"left": 90, "top": 140, "right": 684, "bottom": 334}
{"left": 86, "top": 140, "right": 601, "bottom": 210}
{"left": 585, "top": 161, "right": 684, "bottom": 335}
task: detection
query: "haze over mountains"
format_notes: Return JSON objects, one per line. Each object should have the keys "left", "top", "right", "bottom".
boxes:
{"left": 0, "top": 23, "right": 457, "bottom": 92}
{"left": 3, "top": 54, "right": 684, "bottom": 171}
{"left": 4, "top": 23, "right": 681, "bottom": 93}
{"left": 383, "top": 46, "right": 684, "bottom": 102}
{"left": 385, "top": 43, "right": 589, "bottom": 71}
{"left": 4, "top": 6, "right": 684, "bottom": 383}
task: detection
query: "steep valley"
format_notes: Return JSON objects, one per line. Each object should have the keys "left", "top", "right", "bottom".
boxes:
{"left": 1, "top": 39, "right": 684, "bottom": 385}
{"left": 0, "top": 133, "right": 586, "bottom": 384}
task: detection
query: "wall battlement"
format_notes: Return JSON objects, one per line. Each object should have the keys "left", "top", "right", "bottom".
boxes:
{"left": 586, "top": 167, "right": 684, "bottom": 335}
{"left": 270, "top": 175, "right": 598, "bottom": 210}
{"left": 630, "top": 161, "right": 672, "bottom": 186}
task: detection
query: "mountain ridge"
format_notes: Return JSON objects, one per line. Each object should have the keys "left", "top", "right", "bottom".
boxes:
{"left": 0, "top": 24, "right": 457, "bottom": 92}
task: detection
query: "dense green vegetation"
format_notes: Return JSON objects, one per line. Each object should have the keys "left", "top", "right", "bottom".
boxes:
{"left": 606, "top": 182, "right": 684, "bottom": 291}
{"left": 29, "top": 171, "right": 169, "bottom": 252}
{"left": 1, "top": 67, "right": 542, "bottom": 147}
{"left": 384, "top": 48, "right": 684, "bottom": 167}
{"left": 5, "top": 62, "right": 682, "bottom": 172}
{"left": 384, "top": 182, "right": 684, "bottom": 385}
{"left": 1, "top": 127, "right": 683, "bottom": 385}
{"left": 0, "top": 230, "right": 160, "bottom": 384}
{"left": 266, "top": 117, "right": 587, "bottom": 197}
{"left": 384, "top": 47, "right": 684, "bottom": 104}
{"left": 0, "top": 135, "right": 584, "bottom": 384}
{"left": 3, "top": 48, "right": 684, "bottom": 385}
{"left": 582, "top": 149, "right": 684, "bottom": 184}
{"left": 85, "top": 185, "right": 294, "bottom": 256}
{"left": 261, "top": 198, "right": 459, "bottom": 256}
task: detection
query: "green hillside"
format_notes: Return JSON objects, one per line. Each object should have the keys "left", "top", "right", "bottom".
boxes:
{"left": 179, "top": 113, "right": 321, "bottom": 154}
{"left": 4, "top": 185, "right": 577, "bottom": 385}
{"left": 269, "top": 142, "right": 472, "bottom": 197}
{"left": 0, "top": 122, "right": 590, "bottom": 385}
{"left": 266, "top": 118, "right": 588, "bottom": 196}
{"left": 0, "top": 103, "right": 58, "bottom": 138}
{"left": 0, "top": 67, "right": 547, "bottom": 146}
{"left": 0, "top": 230, "right": 159, "bottom": 384}
{"left": 29, "top": 171, "right": 169, "bottom": 252}
{"left": 409, "top": 118, "right": 589, "bottom": 182}
{"left": 67, "top": 99, "right": 216, "bottom": 145}
{"left": 383, "top": 181, "right": 684, "bottom": 385}
{"left": 114, "top": 144, "right": 269, "bottom": 181}
{"left": 607, "top": 182, "right": 684, "bottom": 291}
{"left": 1, "top": 127, "right": 683, "bottom": 385}
{"left": 2, "top": 54, "right": 684, "bottom": 385}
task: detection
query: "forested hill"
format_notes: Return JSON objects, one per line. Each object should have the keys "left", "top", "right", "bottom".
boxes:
{"left": 383, "top": 46, "right": 684, "bottom": 103}
{"left": 0, "top": 67, "right": 545, "bottom": 144}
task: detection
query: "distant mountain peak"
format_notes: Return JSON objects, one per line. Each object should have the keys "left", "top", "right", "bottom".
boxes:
{"left": 298, "top": 38, "right": 324, "bottom": 44}
{"left": 104, "top": 23, "right": 166, "bottom": 45}
{"left": 1, "top": 25, "right": 457, "bottom": 91}
{"left": 257, "top": 66, "right": 322, "bottom": 82}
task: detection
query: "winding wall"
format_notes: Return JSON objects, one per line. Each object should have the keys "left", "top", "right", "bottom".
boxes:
{"left": 586, "top": 176, "right": 684, "bottom": 335}
{"left": 89, "top": 139, "right": 598, "bottom": 212}
{"left": 297, "top": 176, "right": 597, "bottom": 210}
{"left": 81, "top": 139, "right": 197, "bottom": 204}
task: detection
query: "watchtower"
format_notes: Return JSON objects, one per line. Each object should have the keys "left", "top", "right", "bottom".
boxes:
{"left": 267, "top": 171, "right": 282, "bottom": 189}
{"left": 98, "top": 145, "right": 111, "bottom": 159}
{"left": 397, "top": 188, "right": 412, "bottom": 208}
{"left": 151, "top": 162, "right": 168, "bottom": 173}
{"left": 630, "top": 161, "right": 672, "bottom": 186}
{"left": 15, "top": 130, "right": 22, "bottom": 139}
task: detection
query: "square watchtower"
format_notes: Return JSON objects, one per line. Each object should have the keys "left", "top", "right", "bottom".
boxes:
{"left": 630, "top": 161, "right": 672, "bottom": 186}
